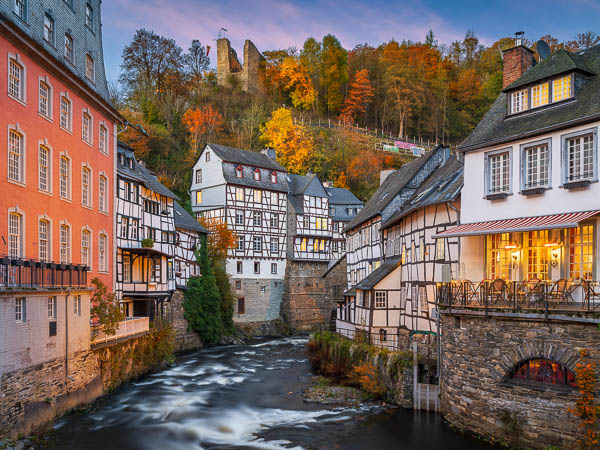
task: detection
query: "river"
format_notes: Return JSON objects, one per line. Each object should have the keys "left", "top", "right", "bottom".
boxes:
{"left": 42, "top": 337, "right": 491, "bottom": 449}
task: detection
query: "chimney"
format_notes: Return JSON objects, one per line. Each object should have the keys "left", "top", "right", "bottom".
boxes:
{"left": 502, "top": 31, "right": 535, "bottom": 89}
{"left": 260, "top": 148, "right": 276, "bottom": 160}
{"left": 380, "top": 169, "right": 394, "bottom": 185}
{"left": 322, "top": 181, "right": 334, "bottom": 188}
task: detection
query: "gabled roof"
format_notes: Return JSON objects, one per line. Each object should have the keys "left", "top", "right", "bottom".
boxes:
{"left": 459, "top": 45, "right": 600, "bottom": 152}
{"left": 326, "top": 187, "right": 362, "bottom": 205}
{"left": 174, "top": 202, "right": 208, "bottom": 233}
{"left": 382, "top": 156, "right": 463, "bottom": 229}
{"left": 346, "top": 147, "right": 442, "bottom": 231}
{"left": 117, "top": 143, "right": 178, "bottom": 199}
{"left": 287, "top": 173, "right": 327, "bottom": 197}
{"left": 356, "top": 258, "right": 401, "bottom": 290}
{"left": 205, "top": 143, "right": 286, "bottom": 171}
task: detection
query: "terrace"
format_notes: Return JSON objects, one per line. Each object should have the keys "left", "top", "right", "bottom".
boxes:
{"left": 0, "top": 256, "right": 88, "bottom": 290}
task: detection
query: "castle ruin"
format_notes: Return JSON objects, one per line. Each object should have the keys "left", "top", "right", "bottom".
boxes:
{"left": 217, "top": 38, "right": 265, "bottom": 95}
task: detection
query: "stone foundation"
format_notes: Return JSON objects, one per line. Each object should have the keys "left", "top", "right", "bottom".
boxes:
{"left": 168, "top": 289, "right": 203, "bottom": 352}
{"left": 440, "top": 310, "right": 599, "bottom": 448}
{"left": 235, "top": 318, "right": 291, "bottom": 338}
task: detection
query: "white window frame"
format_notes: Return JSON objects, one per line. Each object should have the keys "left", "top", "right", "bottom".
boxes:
{"left": 7, "top": 125, "right": 26, "bottom": 184}
{"left": 520, "top": 138, "right": 551, "bottom": 191}
{"left": 85, "top": 3, "right": 94, "bottom": 29}
{"left": 43, "top": 13, "right": 54, "bottom": 46}
{"left": 236, "top": 235, "right": 244, "bottom": 251}
{"left": 15, "top": 297, "right": 26, "bottom": 322}
{"left": 81, "top": 165, "right": 92, "bottom": 207}
{"left": 553, "top": 74, "right": 573, "bottom": 103}
{"left": 59, "top": 153, "right": 71, "bottom": 200}
{"left": 8, "top": 54, "right": 26, "bottom": 103}
{"left": 374, "top": 291, "right": 387, "bottom": 309}
{"left": 531, "top": 82, "right": 549, "bottom": 109}
{"left": 561, "top": 127, "right": 598, "bottom": 185}
{"left": 99, "top": 123, "right": 108, "bottom": 155}
{"left": 270, "top": 237, "right": 278, "bottom": 253}
{"left": 98, "top": 232, "right": 108, "bottom": 272}
{"left": 59, "top": 93, "right": 72, "bottom": 132}
{"left": 235, "top": 187, "right": 244, "bottom": 201}
{"left": 271, "top": 263, "right": 277, "bottom": 274}
{"left": 122, "top": 255, "right": 131, "bottom": 282}
{"left": 73, "top": 295, "right": 81, "bottom": 316}
{"left": 14, "top": 0, "right": 26, "bottom": 20}
{"left": 59, "top": 222, "right": 71, "bottom": 264}
{"left": 81, "top": 227, "right": 91, "bottom": 268}
{"left": 436, "top": 237, "right": 445, "bottom": 260}
{"left": 235, "top": 210, "right": 244, "bottom": 226}
{"left": 484, "top": 147, "right": 512, "bottom": 197}
{"left": 8, "top": 211, "right": 23, "bottom": 258}
{"left": 195, "top": 169, "right": 202, "bottom": 183}
{"left": 38, "top": 77, "right": 52, "bottom": 119}
{"left": 39, "top": 218, "right": 51, "bottom": 261}
{"left": 253, "top": 189, "right": 262, "bottom": 203}
{"left": 48, "top": 296, "right": 57, "bottom": 320}
{"left": 82, "top": 110, "right": 93, "bottom": 144}
{"left": 253, "top": 211, "right": 262, "bottom": 227}
{"left": 64, "top": 33, "right": 74, "bottom": 63}
{"left": 98, "top": 174, "right": 108, "bottom": 213}
{"left": 253, "top": 236, "right": 262, "bottom": 252}
{"left": 511, "top": 88, "right": 528, "bottom": 114}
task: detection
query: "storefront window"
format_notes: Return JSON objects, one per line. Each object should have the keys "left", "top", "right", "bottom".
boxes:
{"left": 525, "top": 230, "right": 549, "bottom": 280}
{"left": 568, "top": 224, "right": 594, "bottom": 280}
{"left": 486, "top": 233, "right": 512, "bottom": 279}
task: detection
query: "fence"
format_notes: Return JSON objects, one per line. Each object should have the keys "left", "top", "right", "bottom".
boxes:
{"left": 90, "top": 316, "right": 150, "bottom": 345}
{"left": 0, "top": 257, "right": 88, "bottom": 290}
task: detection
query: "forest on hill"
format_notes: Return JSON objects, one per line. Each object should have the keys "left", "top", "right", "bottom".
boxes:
{"left": 113, "top": 29, "right": 600, "bottom": 202}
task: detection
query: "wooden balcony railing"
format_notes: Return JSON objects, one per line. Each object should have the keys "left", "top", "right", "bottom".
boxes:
{"left": 0, "top": 257, "right": 88, "bottom": 290}
{"left": 90, "top": 316, "right": 150, "bottom": 345}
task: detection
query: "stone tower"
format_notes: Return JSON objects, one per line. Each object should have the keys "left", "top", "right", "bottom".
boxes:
{"left": 217, "top": 38, "right": 265, "bottom": 95}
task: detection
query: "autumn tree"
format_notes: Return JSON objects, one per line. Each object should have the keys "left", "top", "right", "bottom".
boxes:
{"left": 339, "top": 69, "right": 374, "bottom": 124}
{"left": 279, "top": 56, "right": 316, "bottom": 110}
{"left": 320, "top": 34, "right": 349, "bottom": 114}
{"left": 260, "top": 107, "right": 315, "bottom": 174}
{"left": 90, "top": 278, "right": 125, "bottom": 337}
{"left": 183, "top": 106, "right": 225, "bottom": 154}
{"left": 197, "top": 216, "right": 237, "bottom": 261}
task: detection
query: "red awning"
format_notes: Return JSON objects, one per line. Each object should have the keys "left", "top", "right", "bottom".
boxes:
{"left": 434, "top": 210, "right": 600, "bottom": 238}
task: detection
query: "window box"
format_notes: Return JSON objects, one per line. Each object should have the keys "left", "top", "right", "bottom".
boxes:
{"left": 563, "top": 179, "right": 592, "bottom": 189}
{"left": 521, "top": 187, "right": 547, "bottom": 196}
{"left": 485, "top": 192, "right": 509, "bottom": 200}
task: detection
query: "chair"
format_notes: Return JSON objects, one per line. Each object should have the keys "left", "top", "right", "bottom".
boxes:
{"left": 547, "top": 278, "right": 570, "bottom": 306}
{"left": 525, "top": 278, "right": 544, "bottom": 307}
{"left": 487, "top": 279, "right": 506, "bottom": 306}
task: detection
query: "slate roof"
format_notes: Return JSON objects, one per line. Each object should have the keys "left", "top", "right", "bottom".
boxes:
{"left": 287, "top": 173, "right": 329, "bottom": 214}
{"left": 345, "top": 147, "right": 442, "bottom": 231}
{"left": 223, "top": 163, "right": 290, "bottom": 192}
{"left": 117, "top": 142, "right": 178, "bottom": 199}
{"left": 206, "top": 143, "right": 286, "bottom": 171}
{"left": 326, "top": 187, "right": 363, "bottom": 222}
{"left": 459, "top": 45, "right": 600, "bottom": 152}
{"left": 356, "top": 258, "right": 401, "bottom": 290}
{"left": 382, "top": 156, "right": 463, "bottom": 229}
{"left": 174, "top": 202, "right": 208, "bottom": 233}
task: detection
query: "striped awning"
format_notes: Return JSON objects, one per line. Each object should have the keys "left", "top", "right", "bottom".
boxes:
{"left": 433, "top": 210, "right": 600, "bottom": 238}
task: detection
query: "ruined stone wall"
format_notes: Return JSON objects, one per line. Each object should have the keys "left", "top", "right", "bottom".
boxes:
{"left": 216, "top": 38, "right": 264, "bottom": 94}
{"left": 440, "top": 311, "right": 598, "bottom": 448}
{"left": 168, "top": 289, "right": 203, "bottom": 352}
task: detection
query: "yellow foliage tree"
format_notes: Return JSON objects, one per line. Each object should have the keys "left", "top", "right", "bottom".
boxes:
{"left": 279, "top": 56, "right": 316, "bottom": 110}
{"left": 197, "top": 216, "right": 236, "bottom": 261}
{"left": 260, "top": 107, "right": 315, "bottom": 174}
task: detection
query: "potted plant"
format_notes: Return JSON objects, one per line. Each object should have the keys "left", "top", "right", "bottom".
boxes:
{"left": 141, "top": 238, "right": 154, "bottom": 248}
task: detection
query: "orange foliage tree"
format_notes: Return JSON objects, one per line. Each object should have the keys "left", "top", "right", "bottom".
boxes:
{"left": 260, "top": 107, "right": 315, "bottom": 174}
{"left": 183, "top": 105, "right": 224, "bottom": 154}
{"left": 568, "top": 349, "right": 600, "bottom": 449}
{"left": 279, "top": 56, "right": 316, "bottom": 110}
{"left": 339, "top": 69, "right": 374, "bottom": 124}
{"left": 197, "top": 216, "right": 236, "bottom": 261}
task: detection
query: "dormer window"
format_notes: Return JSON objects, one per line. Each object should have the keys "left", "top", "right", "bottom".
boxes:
{"left": 270, "top": 171, "right": 277, "bottom": 183}
{"left": 531, "top": 82, "right": 549, "bottom": 108}
{"left": 253, "top": 168, "right": 260, "bottom": 181}
{"left": 553, "top": 75, "right": 572, "bottom": 103}
{"left": 511, "top": 89, "right": 528, "bottom": 114}
{"left": 236, "top": 166, "right": 243, "bottom": 178}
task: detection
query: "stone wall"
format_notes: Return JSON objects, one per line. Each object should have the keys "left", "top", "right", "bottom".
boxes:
{"left": 235, "top": 318, "right": 291, "bottom": 338}
{"left": 168, "top": 289, "right": 203, "bottom": 352}
{"left": 322, "top": 257, "right": 347, "bottom": 330}
{"left": 232, "top": 278, "right": 284, "bottom": 323}
{"left": 440, "top": 310, "right": 599, "bottom": 448}
{"left": 216, "top": 38, "right": 264, "bottom": 94}
{"left": 282, "top": 260, "right": 332, "bottom": 332}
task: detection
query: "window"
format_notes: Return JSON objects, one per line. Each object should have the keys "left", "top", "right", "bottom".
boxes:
{"left": 99, "top": 175, "right": 107, "bottom": 212}
{"left": 319, "top": 239, "right": 325, "bottom": 252}
{"left": 564, "top": 131, "right": 595, "bottom": 183}
{"left": 205, "top": 151, "right": 210, "bottom": 162}
{"left": 59, "top": 156, "right": 70, "bottom": 199}
{"left": 196, "top": 190, "right": 202, "bottom": 205}
{"left": 8, "top": 130, "right": 23, "bottom": 183}
{"left": 73, "top": 295, "right": 81, "bottom": 316}
{"left": 8, "top": 59, "right": 23, "bottom": 101}
{"left": 64, "top": 33, "right": 73, "bottom": 63}
{"left": 14, "top": 0, "right": 26, "bottom": 19}
{"left": 60, "top": 224, "right": 70, "bottom": 263}
{"left": 122, "top": 255, "right": 131, "bottom": 282}
{"left": 235, "top": 211, "right": 244, "bottom": 226}
{"left": 8, "top": 212, "right": 22, "bottom": 258}
{"left": 511, "top": 88, "right": 528, "bottom": 114}
{"left": 60, "top": 96, "right": 71, "bottom": 130}
{"left": 341, "top": 241, "right": 346, "bottom": 252}
{"left": 237, "top": 297, "right": 245, "bottom": 315}
{"left": 253, "top": 211, "right": 262, "bottom": 226}
{"left": 316, "top": 217, "right": 322, "bottom": 230}
{"left": 313, "top": 239, "right": 318, "bottom": 252}
{"left": 39, "top": 81, "right": 51, "bottom": 117}
{"left": 436, "top": 238, "right": 445, "bottom": 260}
{"left": 333, "top": 222, "right": 339, "bottom": 232}
{"left": 195, "top": 169, "right": 202, "bottom": 183}
{"left": 254, "top": 262, "right": 260, "bottom": 274}
{"left": 15, "top": 297, "right": 26, "bottom": 322}
{"left": 486, "top": 233, "right": 513, "bottom": 280}
{"left": 99, "top": 234, "right": 107, "bottom": 272}
{"left": 81, "top": 229, "right": 90, "bottom": 266}
{"left": 236, "top": 235, "right": 244, "bottom": 251}
{"left": 271, "top": 263, "right": 277, "bottom": 274}
{"left": 151, "top": 259, "right": 161, "bottom": 281}
{"left": 270, "top": 171, "right": 277, "bottom": 183}
{"left": 235, "top": 187, "right": 244, "bottom": 201}
{"left": 301, "top": 238, "right": 307, "bottom": 252}
{"left": 237, "top": 261, "right": 243, "bottom": 273}
{"left": 48, "top": 296, "right": 57, "bottom": 319}
{"left": 568, "top": 224, "right": 594, "bottom": 280}
{"left": 487, "top": 150, "right": 511, "bottom": 195}
{"left": 419, "top": 237, "right": 425, "bottom": 261}
{"left": 43, "top": 14, "right": 54, "bottom": 45}
{"left": 82, "top": 167, "right": 91, "bottom": 207}
{"left": 332, "top": 241, "right": 338, "bottom": 252}
{"left": 531, "top": 82, "right": 549, "bottom": 108}
{"left": 253, "top": 189, "right": 262, "bottom": 203}
{"left": 130, "top": 219, "right": 138, "bottom": 240}
{"left": 260, "top": 286, "right": 266, "bottom": 293}
{"left": 523, "top": 142, "right": 550, "bottom": 189}
{"left": 144, "top": 199, "right": 159, "bottom": 214}
{"left": 253, "top": 169, "right": 260, "bottom": 181}
{"left": 553, "top": 75, "right": 572, "bottom": 103}
{"left": 303, "top": 215, "right": 310, "bottom": 228}
{"left": 82, "top": 112, "right": 92, "bottom": 143}
{"left": 99, "top": 125, "right": 108, "bottom": 154}
{"left": 375, "top": 291, "right": 387, "bottom": 308}
{"left": 510, "top": 358, "right": 575, "bottom": 388}
{"left": 235, "top": 280, "right": 241, "bottom": 289}
{"left": 39, "top": 219, "right": 50, "bottom": 261}
{"left": 119, "top": 217, "right": 128, "bottom": 238}
{"left": 85, "top": 54, "right": 95, "bottom": 82}
{"left": 85, "top": 3, "right": 94, "bottom": 28}
{"left": 270, "top": 238, "right": 278, "bottom": 253}
{"left": 253, "top": 236, "right": 262, "bottom": 252}
{"left": 270, "top": 214, "right": 278, "bottom": 228}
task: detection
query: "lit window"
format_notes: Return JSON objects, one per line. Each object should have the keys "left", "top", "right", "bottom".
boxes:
{"left": 8, "top": 213, "right": 22, "bottom": 258}
{"left": 60, "top": 96, "right": 71, "bottom": 130}
{"left": 43, "top": 14, "right": 54, "bottom": 45}
{"left": 375, "top": 291, "right": 387, "bottom": 308}
{"left": 15, "top": 297, "right": 25, "bottom": 322}
{"left": 568, "top": 224, "right": 594, "bottom": 280}
{"left": 64, "top": 33, "right": 73, "bottom": 63}
{"left": 8, "top": 59, "right": 23, "bottom": 101}
{"left": 60, "top": 224, "right": 70, "bottom": 263}
{"left": 486, "top": 233, "right": 513, "bottom": 280}
{"left": 511, "top": 88, "right": 528, "bottom": 114}
{"left": 319, "top": 239, "right": 325, "bottom": 251}
{"left": 253, "top": 189, "right": 262, "bottom": 203}
{"left": 14, "top": 0, "right": 25, "bottom": 19}
{"left": 81, "top": 229, "right": 90, "bottom": 266}
{"left": 419, "top": 237, "right": 425, "bottom": 260}
{"left": 82, "top": 167, "right": 91, "bottom": 207}
{"left": 196, "top": 190, "right": 202, "bottom": 205}
{"left": 99, "top": 125, "right": 108, "bottom": 154}
{"left": 523, "top": 143, "right": 549, "bottom": 189}
{"left": 99, "top": 175, "right": 107, "bottom": 212}
{"left": 531, "top": 82, "right": 549, "bottom": 108}
{"left": 565, "top": 133, "right": 595, "bottom": 183}
{"left": 85, "top": 3, "right": 94, "bottom": 28}
{"left": 82, "top": 112, "right": 92, "bottom": 143}
{"left": 487, "top": 151, "right": 510, "bottom": 194}
{"left": 59, "top": 156, "right": 70, "bottom": 199}
{"left": 39, "top": 219, "right": 49, "bottom": 261}
{"left": 8, "top": 130, "right": 23, "bottom": 183}
{"left": 235, "top": 187, "right": 244, "bottom": 201}
{"left": 510, "top": 358, "right": 575, "bottom": 388}
{"left": 99, "top": 234, "right": 107, "bottom": 271}
{"left": 301, "top": 238, "right": 307, "bottom": 251}
{"left": 553, "top": 75, "right": 572, "bottom": 102}
{"left": 85, "top": 54, "right": 94, "bottom": 82}
{"left": 39, "top": 81, "right": 51, "bottom": 117}
{"left": 313, "top": 239, "right": 318, "bottom": 252}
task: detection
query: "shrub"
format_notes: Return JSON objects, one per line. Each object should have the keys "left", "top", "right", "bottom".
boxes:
{"left": 90, "top": 278, "right": 125, "bottom": 337}
{"left": 349, "top": 362, "right": 386, "bottom": 399}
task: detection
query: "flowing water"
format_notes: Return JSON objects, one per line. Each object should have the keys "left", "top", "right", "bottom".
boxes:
{"left": 43, "top": 337, "right": 491, "bottom": 449}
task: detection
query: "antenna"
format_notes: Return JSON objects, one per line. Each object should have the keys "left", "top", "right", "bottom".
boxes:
{"left": 536, "top": 40, "right": 551, "bottom": 60}
{"left": 514, "top": 31, "right": 525, "bottom": 46}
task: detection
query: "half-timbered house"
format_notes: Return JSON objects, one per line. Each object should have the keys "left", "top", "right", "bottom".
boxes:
{"left": 174, "top": 202, "right": 207, "bottom": 288}
{"left": 116, "top": 143, "right": 177, "bottom": 319}
{"left": 190, "top": 144, "right": 288, "bottom": 322}
{"left": 325, "top": 186, "right": 363, "bottom": 261}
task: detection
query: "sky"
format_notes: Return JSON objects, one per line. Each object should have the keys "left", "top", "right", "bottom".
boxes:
{"left": 101, "top": 0, "right": 600, "bottom": 82}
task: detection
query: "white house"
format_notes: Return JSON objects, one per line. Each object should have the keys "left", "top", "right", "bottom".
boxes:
{"left": 173, "top": 202, "right": 207, "bottom": 289}
{"left": 325, "top": 186, "right": 363, "bottom": 261}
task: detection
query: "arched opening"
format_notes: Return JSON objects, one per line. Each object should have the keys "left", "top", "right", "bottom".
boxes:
{"left": 508, "top": 358, "right": 575, "bottom": 388}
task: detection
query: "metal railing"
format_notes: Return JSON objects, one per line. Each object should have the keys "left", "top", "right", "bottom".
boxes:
{"left": 91, "top": 316, "right": 150, "bottom": 345}
{"left": 0, "top": 257, "right": 88, "bottom": 290}
{"left": 436, "top": 279, "right": 600, "bottom": 313}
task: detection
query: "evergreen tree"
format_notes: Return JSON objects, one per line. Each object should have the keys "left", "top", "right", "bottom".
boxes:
{"left": 183, "top": 235, "right": 222, "bottom": 345}
{"left": 213, "top": 259, "right": 235, "bottom": 334}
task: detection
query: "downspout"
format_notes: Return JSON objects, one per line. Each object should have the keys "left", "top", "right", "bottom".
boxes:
{"left": 65, "top": 290, "right": 74, "bottom": 382}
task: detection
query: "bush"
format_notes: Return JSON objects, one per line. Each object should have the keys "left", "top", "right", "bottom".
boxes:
{"left": 349, "top": 362, "right": 386, "bottom": 399}
{"left": 90, "top": 278, "right": 125, "bottom": 337}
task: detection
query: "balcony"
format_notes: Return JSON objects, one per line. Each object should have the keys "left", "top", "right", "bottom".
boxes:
{"left": 436, "top": 279, "right": 600, "bottom": 314}
{"left": 90, "top": 316, "right": 150, "bottom": 346}
{"left": 0, "top": 257, "right": 88, "bottom": 290}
